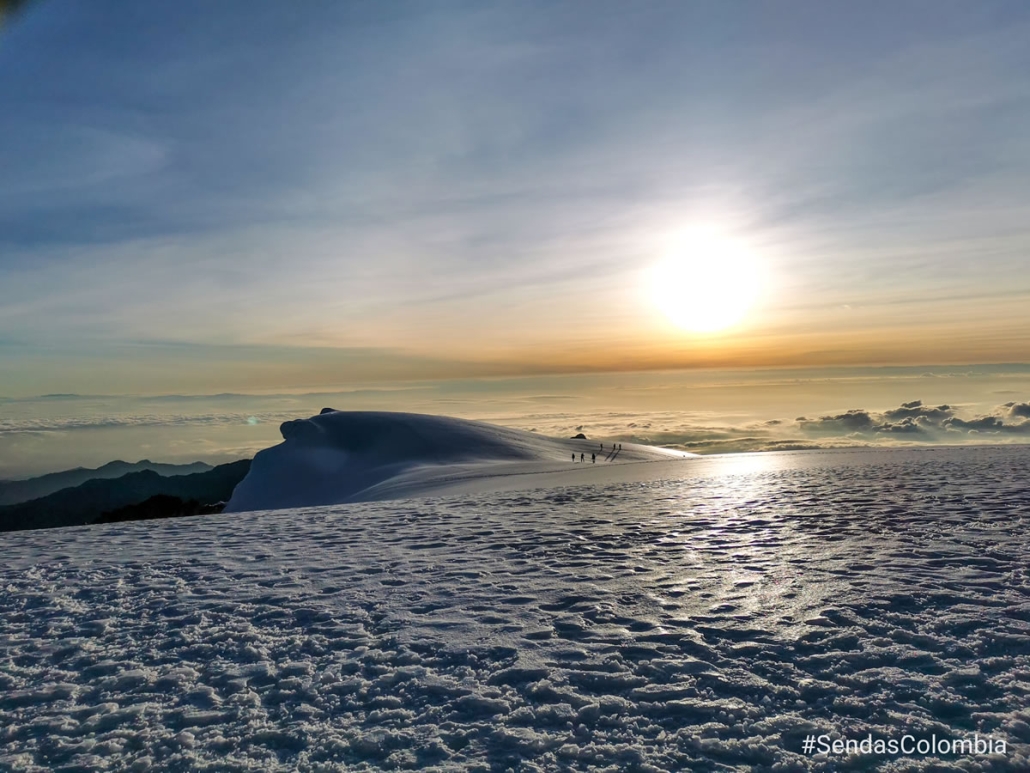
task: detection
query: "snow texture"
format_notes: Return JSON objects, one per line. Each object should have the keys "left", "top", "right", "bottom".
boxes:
{"left": 225, "top": 410, "right": 693, "bottom": 513}
{"left": 2, "top": 444, "right": 1030, "bottom": 771}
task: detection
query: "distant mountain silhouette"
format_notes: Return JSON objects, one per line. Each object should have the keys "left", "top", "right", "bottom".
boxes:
{"left": 0, "top": 460, "right": 213, "bottom": 506}
{"left": 0, "top": 460, "right": 250, "bottom": 533}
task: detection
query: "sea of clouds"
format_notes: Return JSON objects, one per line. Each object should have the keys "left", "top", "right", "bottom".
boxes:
{"left": 511, "top": 399, "right": 1030, "bottom": 456}
{"left": 3, "top": 388, "right": 1030, "bottom": 479}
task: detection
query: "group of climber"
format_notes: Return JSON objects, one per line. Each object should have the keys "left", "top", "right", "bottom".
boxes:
{"left": 572, "top": 442, "right": 622, "bottom": 463}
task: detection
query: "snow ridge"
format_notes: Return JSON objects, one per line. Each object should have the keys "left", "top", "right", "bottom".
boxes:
{"left": 225, "top": 410, "right": 690, "bottom": 513}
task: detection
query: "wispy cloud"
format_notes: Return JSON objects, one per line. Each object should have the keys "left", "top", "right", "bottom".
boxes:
{"left": 0, "top": 412, "right": 303, "bottom": 435}
{"left": 2, "top": 3, "right": 1030, "bottom": 390}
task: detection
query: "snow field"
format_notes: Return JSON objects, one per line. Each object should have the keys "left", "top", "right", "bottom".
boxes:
{"left": 1, "top": 445, "right": 1029, "bottom": 771}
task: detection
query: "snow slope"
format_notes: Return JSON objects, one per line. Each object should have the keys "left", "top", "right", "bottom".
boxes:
{"left": 2, "top": 445, "right": 1029, "bottom": 771}
{"left": 225, "top": 410, "right": 693, "bottom": 513}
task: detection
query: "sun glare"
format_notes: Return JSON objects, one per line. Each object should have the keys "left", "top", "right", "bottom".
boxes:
{"left": 648, "top": 229, "right": 763, "bottom": 334}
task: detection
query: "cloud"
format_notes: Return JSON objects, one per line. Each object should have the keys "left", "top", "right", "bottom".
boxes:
{"left": 877, "top": 418, "right": 926, "bottom": 434}
{"left": 797, "top": 399, "right": 1030, "bottom": 439}
{"left": 485, "top": 396, "right": 1030, "bottom": 456}
{"left": 4, "top": 3, "right": 1030, "bottom": 385}
{"left": 0, "top": 412, "right": 305, "bottom": 435}
{"left": 943, "top": 415, "right": 1030, "bottom": 435}
{"left": 882, "top": 399, "right": 954, "bottom": 422}
{"left": 797, "top": 410, "right": 877, "bottom": 434}
{"left": 1002, "top": 401, "right": 1030, "bottom": 419}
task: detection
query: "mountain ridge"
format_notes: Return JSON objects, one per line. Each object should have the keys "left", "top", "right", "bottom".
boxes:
{"left": 0, "top": 460, "right": 250, "bottom": 532}
{"left": 0, "top": 459, "right": 214, "bottom": 506}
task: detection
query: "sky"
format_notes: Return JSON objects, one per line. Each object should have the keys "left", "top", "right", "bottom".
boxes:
{"left": 2, "top": 2, "right": 1030, "bottom": 474}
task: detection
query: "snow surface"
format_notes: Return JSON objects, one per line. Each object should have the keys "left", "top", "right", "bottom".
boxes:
{"left": 225, "top": 410, "right": 694, "bottom": 513}
{"left": 3, "top": 445, "right": 1030, "bottom": 771}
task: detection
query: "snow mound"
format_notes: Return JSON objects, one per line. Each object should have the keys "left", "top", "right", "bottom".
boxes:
{"left": 225, "top": 410, "right": 691, "bottom": 512}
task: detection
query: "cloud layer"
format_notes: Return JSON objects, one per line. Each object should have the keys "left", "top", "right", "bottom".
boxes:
{"left": 0, "top": 412, "right": 301, "bottom": 435}
{"left": 525, "top": 399, "right": 1030, "bottom": 456}
{"left": 797, "top": 399, "right": 1030, "bottom": 439}
{"left": 4, "top": 385, "right": 1030, "bottom": 480}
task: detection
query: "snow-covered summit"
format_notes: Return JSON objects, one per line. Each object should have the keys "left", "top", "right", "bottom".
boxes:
{"left": 225, "top": 409, "right": 692, "bottom": 512}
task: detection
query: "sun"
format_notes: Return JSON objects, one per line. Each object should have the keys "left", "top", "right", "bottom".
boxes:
{"left": 647, "top": 229, "right": 763, "bottom": 333}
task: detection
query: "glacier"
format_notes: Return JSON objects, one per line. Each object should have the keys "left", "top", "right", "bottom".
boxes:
{"left": 225, "top": 410, "right": 694, "bottom": 513}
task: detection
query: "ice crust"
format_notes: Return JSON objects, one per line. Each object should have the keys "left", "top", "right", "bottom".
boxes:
{"left": 2, "top": 445, "right": 1030, "bottom": 771}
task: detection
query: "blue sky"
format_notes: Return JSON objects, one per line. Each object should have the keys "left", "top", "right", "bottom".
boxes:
{"left": 2, "top": 1, "right": 1030, "bottom": 397}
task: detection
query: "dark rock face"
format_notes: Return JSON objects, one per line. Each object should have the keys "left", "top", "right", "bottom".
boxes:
{"left": 571, "top": 433, "right": 587, "bottom": 439}
{"left": 95, "top": 495, "right": 226, "bottom": 524}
